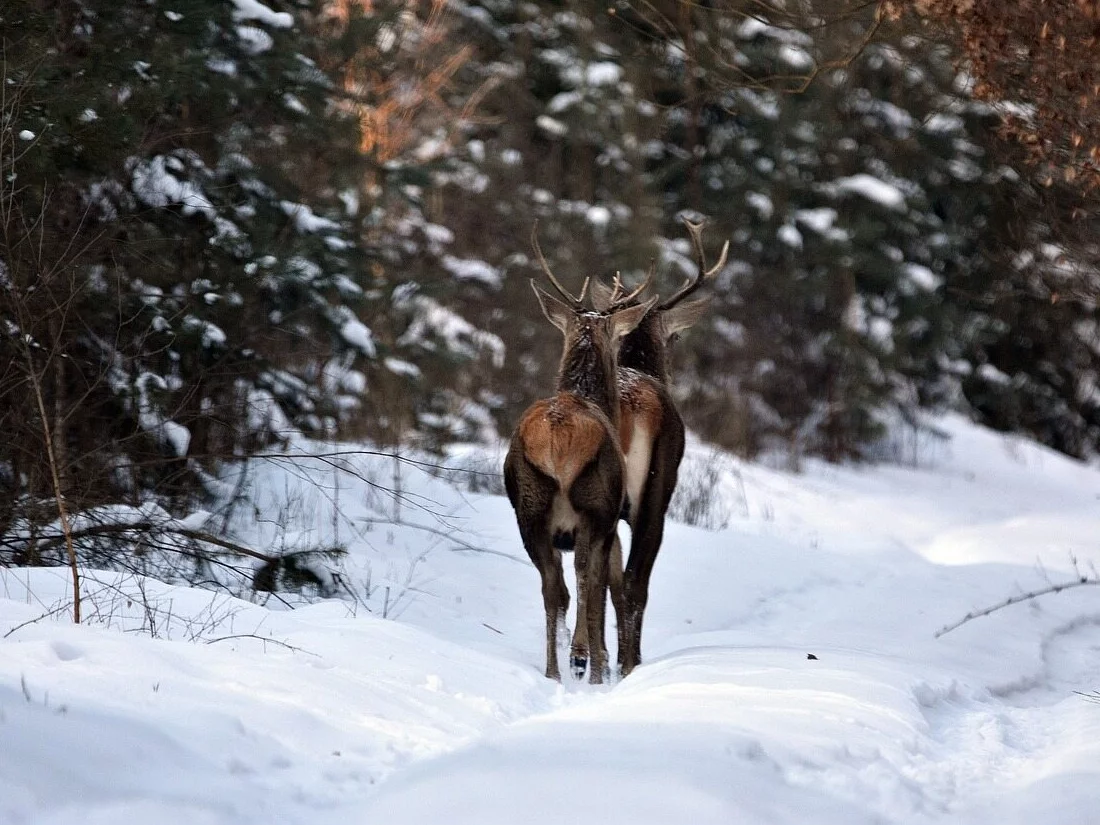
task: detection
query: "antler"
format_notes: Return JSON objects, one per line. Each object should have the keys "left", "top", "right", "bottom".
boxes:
{"left": 531, "top": 223, "right": 589, "bottom": 309}
{"left": 603, "top": 260, "right": 656, "bottom": 311}
{"left": 659, "top": 217, "right": 730, "bottom": 311}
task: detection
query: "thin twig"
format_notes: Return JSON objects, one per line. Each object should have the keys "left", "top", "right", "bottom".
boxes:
{"left": 935, "top": 576, "right": 1100, "bottom": 638}
{"left": 3, "top": 602, "right": 74, "bottom": 639}
{"left": 359, "top": 516, "right": 526, "bottom": 564}
{"left": 204, "top": 633, "right": 319, "bottom": 656}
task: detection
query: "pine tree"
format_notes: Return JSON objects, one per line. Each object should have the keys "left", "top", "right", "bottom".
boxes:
{"left": 647, "top": 18, "right": 1031, "bottom": 460}
{"left": 0, "top": 0, "right": 377, "bottom": 519}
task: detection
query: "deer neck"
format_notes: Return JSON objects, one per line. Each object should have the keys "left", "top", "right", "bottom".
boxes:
{"left": 557, "top": 333, "right": 620, "bottom": 424}
{"left": 618, "top": 322, "right": 670, "bottom": 386}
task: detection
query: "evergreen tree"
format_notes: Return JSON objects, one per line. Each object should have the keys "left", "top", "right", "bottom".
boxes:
{"left": 0, "top": 0, "right": 377, "bottom": 520}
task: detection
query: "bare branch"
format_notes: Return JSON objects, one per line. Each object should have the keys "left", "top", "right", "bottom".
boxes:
{"left": 935, "top": 574, "right": 1100, "bottom": 638}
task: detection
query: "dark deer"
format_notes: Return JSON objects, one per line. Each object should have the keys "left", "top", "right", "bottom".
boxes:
{"left": 592, "top": 217, "right": 729, "bottom": 677}
{"left": 504, "top": 232, "right": 655, "bottom": 683}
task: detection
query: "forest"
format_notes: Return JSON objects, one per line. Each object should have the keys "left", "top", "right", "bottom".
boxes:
{"left": 5, "top": 0, "right": 1100, "bottom": 534}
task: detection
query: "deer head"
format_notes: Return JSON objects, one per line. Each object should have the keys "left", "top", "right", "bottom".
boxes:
{"left": 591, "top": 217, "right": 729, "bottom": 383}
{"left": 529, "top": 227, "right": 656, "bottom": 417}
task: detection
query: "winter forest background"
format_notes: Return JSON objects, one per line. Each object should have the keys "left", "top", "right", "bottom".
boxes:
{"left": 3, "top": 0, "right": 1100, "bottom": 590}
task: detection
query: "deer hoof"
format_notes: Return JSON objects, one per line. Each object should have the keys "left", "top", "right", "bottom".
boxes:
{"left": 570, "top": 656, "right": 587, "bottom": 680}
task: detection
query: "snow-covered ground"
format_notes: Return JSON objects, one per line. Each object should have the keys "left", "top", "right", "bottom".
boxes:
{"left": 4, "top": 414, "right": 1100, "bottom": 824}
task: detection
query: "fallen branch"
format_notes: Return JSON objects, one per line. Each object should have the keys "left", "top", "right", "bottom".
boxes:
{"left": 19, "top": 521, "right": 278, "bottom": 565}
{"left": 935, "top": 575, "right": 1100, "bottom": 638}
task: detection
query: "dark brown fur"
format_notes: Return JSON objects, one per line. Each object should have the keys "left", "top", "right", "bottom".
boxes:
{"left": 612, "top": 316, "right": 687, "bottom": 677}
{"left": 593, "top": 220, "right": 726, "bottom": 677}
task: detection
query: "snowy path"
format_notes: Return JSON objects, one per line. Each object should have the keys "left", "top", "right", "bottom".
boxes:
{"left": 4, "top": 415, "right": 1100, "bottom": 823}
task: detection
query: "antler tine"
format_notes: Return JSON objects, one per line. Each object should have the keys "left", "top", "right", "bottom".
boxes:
{"left": 531, "top": 222, "right": 585, "bottom": 308}
{"left": 600, "top": 259, "right": 655, "bottom": 313}
{"left": 616, "top": 259, "right": 656, "bottom": 306}
{"left": 609, "top": 271, "right": 624, "bottom": 303}
{"left": 660, "top": 217, "right": 729, "bottom": 310}
{"left": 577, "top": 276, "right": 590, "bottom": 304}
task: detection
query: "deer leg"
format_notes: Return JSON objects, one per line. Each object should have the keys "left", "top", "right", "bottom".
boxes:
{"left": 621, "top": 452, "right": 678, "bottom": 676}
{"left": 538, "top": 548, "right": 567, "bottom": 681}
{"left": 504, "top": 451, "right": 564, "bottom": 680}
{"left": 570, "top": 539, "right": 590, "bottom": 680}
{"left": 585, "top": 529, "right": 613, "bottom": 685}
{"left": 622, "top": 506, "right": 668, "bottom": 677}
{"left": 609, "top": 532, "right": 627, "bottom": 676}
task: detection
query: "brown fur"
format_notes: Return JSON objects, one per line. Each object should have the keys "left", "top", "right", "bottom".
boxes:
{"left": 519, "top": 395, "right": 607, "bottom": 493}
{"left": 618, "top": 373, "right": 665, "bottom": 455}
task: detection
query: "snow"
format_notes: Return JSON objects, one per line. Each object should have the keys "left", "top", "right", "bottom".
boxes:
{"left": 230, "top": 0, "right": 293, "bottom": 28}
{"left": 280, "top": 201, "right": 340, "bottom": 234}
{"left": 859, "top": 99, "right": 914, "bottom": 134}
{"left": 535, "top": 115, "right": 567, "bottom": 137}
{"left": 925, "top": 113, "right": 964, "bottom": 134}
{"left": 6, "top": 416, "right": 1100, "bottom": 823}
{"left": 398, "top": 295, "right": 505, "bottom": 367}
{"left": 777, "top": 224, "right": 803, "bottom": 248}
{"left": 904, "top": 262, "right": 943, "bottom": 291}
{"left": 738, "top": 17, "right": 770, "bottom": 39}
{"left": 339, "top": 318, "right": 375, "bottom": 356}
{"left": 160, "top": 420, "right": 192, "bottom": 457}
{"left": 547, "top": 90, "right": 582, "bottom": 114}
{"left": 377, "top": 24, "right": 397, "bottom": 53}
{"left": 423, "top": 223, "right": 455, "bottom": 245}
{"left": 206, "top": 58, "right": 238, "bottom": 76}
{"left": 585, "top": 204, "right": 611, "bottom": 228}
{"left": 131, "top": 156, "right": 215, "bottom": 218}
{"left": 778, "top": 44, "right": 813, "bottom": 71}
{"left": 745, "top": 191, "right": 774, "bottom": 219}
{"left": 183, "top": 316, "right": 227, "bottom": 348}
{"left": 282, "top": 93, "right": 308, "bottom": 115}
{"left": 236, "top": 25, "right": 274, "bottom": 55}
{"left": 441, "top": 256, "right": 501, "bottom": 288}
{"left": 384, "top": 357, "right": 422, "bottom": 378}
{"left": 794, "top": 207, "right": 837, "bottom": 234}
{"left": 585, "top": 62, "right": 622, "bottom": 86}
{"left": 18, "top": 130, "right": 35, "bottom": 141}
{"left": 977, "top": 363, "right": 1012, "bottom": 385}
{"left": 832, "top": 174, "right": 907, "bottom": 210}
{"left": 131, "top": 372, "right": 191, "bottom": 456}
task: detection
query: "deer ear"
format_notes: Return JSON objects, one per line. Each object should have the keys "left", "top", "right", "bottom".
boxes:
{"left": 661, "top": 297, "right": 709, "bottom": 339}
{"left": 589, "top": 278, "right": 615, "bottom": 312}
{"left": 530, "top": 280, "right": 573, "bottom": 335}
{"left": 608, "top": 296, "right": 657, "bottom": 342}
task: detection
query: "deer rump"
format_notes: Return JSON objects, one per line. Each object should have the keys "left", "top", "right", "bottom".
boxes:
{"left": 617, "top": 370, "right": 666, "bottom": 525}
{"left": 516, "top": 393, "right": 622, "bottom": 551}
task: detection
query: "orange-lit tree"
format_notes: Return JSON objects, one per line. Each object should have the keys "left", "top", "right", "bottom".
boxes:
{"left": 886, "top": 0, "right": 1100, "bottom": 188}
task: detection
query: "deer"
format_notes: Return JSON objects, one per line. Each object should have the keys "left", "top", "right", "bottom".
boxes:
{"left": 503, "top": 230, "right": 656, "bottom": 683}
{"left": 591, "top": 217, "right": 729, "bottom": 677}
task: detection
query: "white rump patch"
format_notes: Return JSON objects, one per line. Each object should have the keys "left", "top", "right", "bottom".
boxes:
{"left": 623, "top": 424, "right": 654, "bottom": 525}
{"left": 550, "top": 495, "right": 580, "bottom": 538}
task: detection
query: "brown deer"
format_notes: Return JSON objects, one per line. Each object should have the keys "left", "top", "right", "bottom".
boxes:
{"left": 592, "top": 218, "right": 729, "bottom": 677}
{"left": 504, "top": 232, "right": 655, "bottom": 683}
